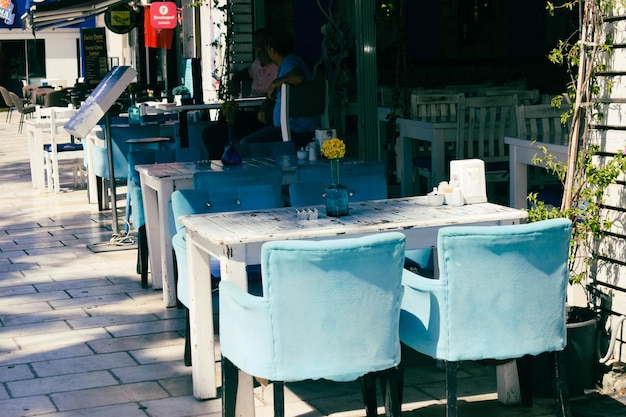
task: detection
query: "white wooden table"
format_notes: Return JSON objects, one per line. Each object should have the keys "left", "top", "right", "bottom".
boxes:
{"left": 156, "top": 97, "right": 265, "bottom": 147}
{"left": 396, "top": 117, "right": 458, "bottom": 197}
{"left": 180, "top": 198, "right": 527, "bottom": 403}
{"left": 136, "top": 157, "right": 303, "bottom": 307}
{"left": 25, "top": 113, "right": 75, "bottom": 192}
{"left": 504, "top": 137, "right": 568, "bottom": 208}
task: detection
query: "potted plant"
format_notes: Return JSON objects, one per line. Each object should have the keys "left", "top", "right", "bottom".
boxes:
{"left": 524, "top": 0, "right": 626, "bottom": 396}
{"left": 172, "top": 85, "right": 191, "bottom": 105}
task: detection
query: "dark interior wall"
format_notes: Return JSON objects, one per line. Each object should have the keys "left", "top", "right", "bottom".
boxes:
{"left": 271, "top": 0, "right": 575, "bottom": 94}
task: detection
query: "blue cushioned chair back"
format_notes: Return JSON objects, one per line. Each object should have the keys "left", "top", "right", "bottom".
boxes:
{"left": 235, "top": 141, "right": 296, "bottom": 158}
{"left": 171, "top": 167, "right": 284, "bottom": 306}
{"left": 192, "top": 167, "right": 283, "bottom": 210}
{"left": 90, "top": 124, "right": 162, "bottom": 179}
{"left": 400, "top": 218, "right": 572, "bottom": 362}
{"left": 220, "top": 232, "right": 406, "bottom": 382}
{"left": 289, "top": 181, "right": 325, "bottom": 206}
{"left": 289, "top": 162, "right": 387, "bottom": 206}
{"left": 295, "top": 160, "right": 385, "bottom": 183}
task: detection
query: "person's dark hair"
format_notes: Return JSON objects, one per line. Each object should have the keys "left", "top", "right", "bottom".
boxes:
{"left": 253, "top": 28, "right": 271, "bottom": 48}
{"left": 267, "top": 30, "right": 294, "bottom": 57}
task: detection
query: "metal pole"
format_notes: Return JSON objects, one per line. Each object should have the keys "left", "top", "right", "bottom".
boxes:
{"left": 354, "top": 0, "right": 378, "bottom": 161}
{"left": 104, "top": 112, "right": 120, "bottom": 235}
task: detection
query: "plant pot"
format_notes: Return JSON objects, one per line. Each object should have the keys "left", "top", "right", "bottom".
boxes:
{"left": 532, "top": 306, "right": 598, "bottom": 397}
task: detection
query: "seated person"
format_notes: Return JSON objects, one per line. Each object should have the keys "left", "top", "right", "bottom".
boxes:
{"left": 239, "top": 30, "right": 318, "bottom": 150}
{"left": 203, "top": 29, "right": 278, "bottom": 158}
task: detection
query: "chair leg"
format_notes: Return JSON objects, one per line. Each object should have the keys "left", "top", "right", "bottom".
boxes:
{"left": 516, "top": 355, "right": 533, "bottom": 407}
{"left": 222, "top": 356, "right": 239, "bottom": 417}
{"left": 552, "top": 351, "right": 573, "bottom": 417}
{"left": 138, "top": 225, "right": 149, "bottom": 288}
{"left": 360, "top": 372, "right": 378, "bottom": 417}
{"left": 383, "top": 367, "right": 401, "bottom": 417}
{"left": 273, "top": 381, "right": 285, "bottom": 417}
{"left": 184, "top": 307, "right": 192, "bottom": 366}
{"left": 446, "top": 361, "right": 458, "bottom": 417}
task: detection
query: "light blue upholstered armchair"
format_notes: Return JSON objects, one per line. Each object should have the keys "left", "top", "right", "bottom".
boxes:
{"left": 127, "top": 147, "right": 201, "bottom": 287}
{"left": 219, "top": 232, "right": 406, "bottom": 417}
{"left": 170, "top": 167, "right": 284, "bottom": 365}
{"left": 399, "top": 218, "right": 573, "bottom": 417}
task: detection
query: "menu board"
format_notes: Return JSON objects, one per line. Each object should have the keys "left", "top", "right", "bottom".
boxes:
{"left": 64, "top": 66, "right": 137, "bottom": 138}
{"left": 81, "top": 27, "right": 108, "bottom": 88}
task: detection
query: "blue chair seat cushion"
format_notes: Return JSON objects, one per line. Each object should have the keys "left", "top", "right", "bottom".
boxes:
{"left": 43, "top": 143, "right": 84, "bottom": 152}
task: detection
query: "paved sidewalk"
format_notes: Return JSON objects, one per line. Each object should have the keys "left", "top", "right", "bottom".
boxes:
{"left": 0, "top": 114, "right": 624, "bottom": 417}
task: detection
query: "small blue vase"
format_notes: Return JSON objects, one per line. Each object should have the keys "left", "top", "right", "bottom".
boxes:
{"left": 324, "top": 159, "right": 349, "bottom": 217}
{"left": 221, "top": 124, "right": 242, "bottom": 165}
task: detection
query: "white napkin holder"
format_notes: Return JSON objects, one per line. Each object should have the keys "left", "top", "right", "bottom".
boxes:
{"left": 449, "top": 159, "right": 487, "bottom": 204}
{"left": 315, "top": 128, "right": 337, "bottom": 151}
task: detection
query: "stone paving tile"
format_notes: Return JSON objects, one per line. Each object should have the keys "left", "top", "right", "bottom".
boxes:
{"left": 0, "top": 363, "right": 34, "bottom": 382}
{"left": 31, "top": 402, "right": 151, "bottom": 417}
{"left": 0, "top": 290, "right": 70, "bottom": 307}
{"left": 50, "top": 381, "right": 169, "bottom": 412}
{"left": 129, "top": 344, "right": 185, "bottom": 364}
{"left": 67, "top": 312, "right": 161, "bottom": 330}
{"left": 111, "top": 360, "right": 191, "bottom": 384}
{"left": 139, "top": 395, "right": 222, "bottom": 417}
{"left": 7, "top": 370, "right": 119, "bottom": 398}
{"left": 14, "top": 327, "right": 110, "bottom": 349}
{"left": 0, "top": 343, "right": 94, "bottom": 367}
{"left": 106, "top": 317, "right": 186, "bottom": 338}
{"left": 0, "top": 338, "right": 19, "bottom": 352}
{"left": 0, "top": 320, "right": 70, "bottom": 339}
{"left": 48, "top": 293, "right": 133, "bottom": 310}
{"left": 33, "top": 277, "right": 113, "bottom": 292}
{"left": 0, "top": 284, "right": 38, "bottom": 297}
{"left": 157, "top": 375, "right": 194, "bottom": 397}
{"left": 0, "top": 395, "right": 58, "bottom": 416}
{"left": 65, "top": 282, "right": 145, "bottom": 298}
{"left": 88, "top": 331, "right": 184, "bottom": 354}
{"left": 2, "top": 308, "right": 88, "bottom": 327}
{"left": 0, "top": 301, "right": 56, "bottom": 319}
{"left": 31, "top": 351, "right": 137, "bottom": 377}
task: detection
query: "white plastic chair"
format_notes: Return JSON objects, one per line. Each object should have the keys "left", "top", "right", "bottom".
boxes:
{"left": 43, "top": 107, "right": 83, "bottom": 193}
{"left": 279, "top": 79, "right": 330, "bottom": 142}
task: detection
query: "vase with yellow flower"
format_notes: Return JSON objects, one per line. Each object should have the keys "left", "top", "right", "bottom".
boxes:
{"left": 220, "top": 100, "right": 242, "bottom": 165}
{"left": 321, "top": 138, "right": 349, "bottom": 217}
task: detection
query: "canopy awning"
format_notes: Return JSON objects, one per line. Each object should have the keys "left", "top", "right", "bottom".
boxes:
{"left": 22, "top": 0, "right": 133, "bottom": 31}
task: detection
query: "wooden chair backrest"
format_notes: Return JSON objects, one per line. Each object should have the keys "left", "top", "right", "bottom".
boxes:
{"left": 516, "top": 103, "right": 571, "bottom": 145}
{"left": 409, "top": 93, "right": 463, "bottom": 123}
{"left": 457, "top": 95, "right": 519, "bottom": 164}
{"left": 280, "top": 80, "right": 329, "bottom": 142}
{"left": 485, "top": 88, "right": 540, "bottom": 105}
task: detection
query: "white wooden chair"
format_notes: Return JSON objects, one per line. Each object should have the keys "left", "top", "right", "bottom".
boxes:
{"left": 516, "top": 103, "right": 571, "bottom": 145}
{"left": 279, "top": 79, "right": 329, "bottom": 143}
{"left": 515, "top": 103, "right": 572, "bottom": 201}
{"left": 485, "top": 87, "right": 540, "bottom": 105}
{"left": 457, "top": 94, "right": 519, "bottom": 200}
{"left": 43, "top": 107, "right": 83, "bottom": 193}
{"left": 409, "top": 93, "right": 463, "bottom": 194}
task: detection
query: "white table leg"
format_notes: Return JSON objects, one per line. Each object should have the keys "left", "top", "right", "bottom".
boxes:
{"left": 509, "top": 146, "right": 528, "bottom": 209}
{"left": 157, "top": 181, "right": 177, "bottom": 306}
{"left": 430, "top": 129, "right": 446, "bottom": 187}
{"left": 188, "top": 232, "right": 217, "bottom": 400}
{"left": 219, "top": 244, "right": 255, "bottom": 416}
{"left": 139, "top": 177, "right": 162, "bottom": 291}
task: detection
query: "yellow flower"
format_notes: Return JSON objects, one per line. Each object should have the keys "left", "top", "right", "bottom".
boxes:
{"left": 221, "top": 100, "right": 239, "bottom": 125}
{"left": 321, "top": 138, "right": 346, "bottom": 160}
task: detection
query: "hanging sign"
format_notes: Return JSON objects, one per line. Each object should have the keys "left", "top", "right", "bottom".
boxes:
{"left": 150, "top": 2, "right": 177, "bottom": 29}
{"left": 104, "top": 3, "right": 136, "bottom": 34}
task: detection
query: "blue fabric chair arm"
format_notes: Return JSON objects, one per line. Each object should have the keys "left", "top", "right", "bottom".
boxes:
{"left": 400, "top": 269, "right": 448, "bottom": 360}
{"left": 219, "top": 280, "right": 274, "bottom": 379}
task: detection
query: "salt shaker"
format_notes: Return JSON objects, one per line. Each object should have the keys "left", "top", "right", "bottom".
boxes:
{"left": 308, "top": 142, "right": 317, "bottom": 161}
